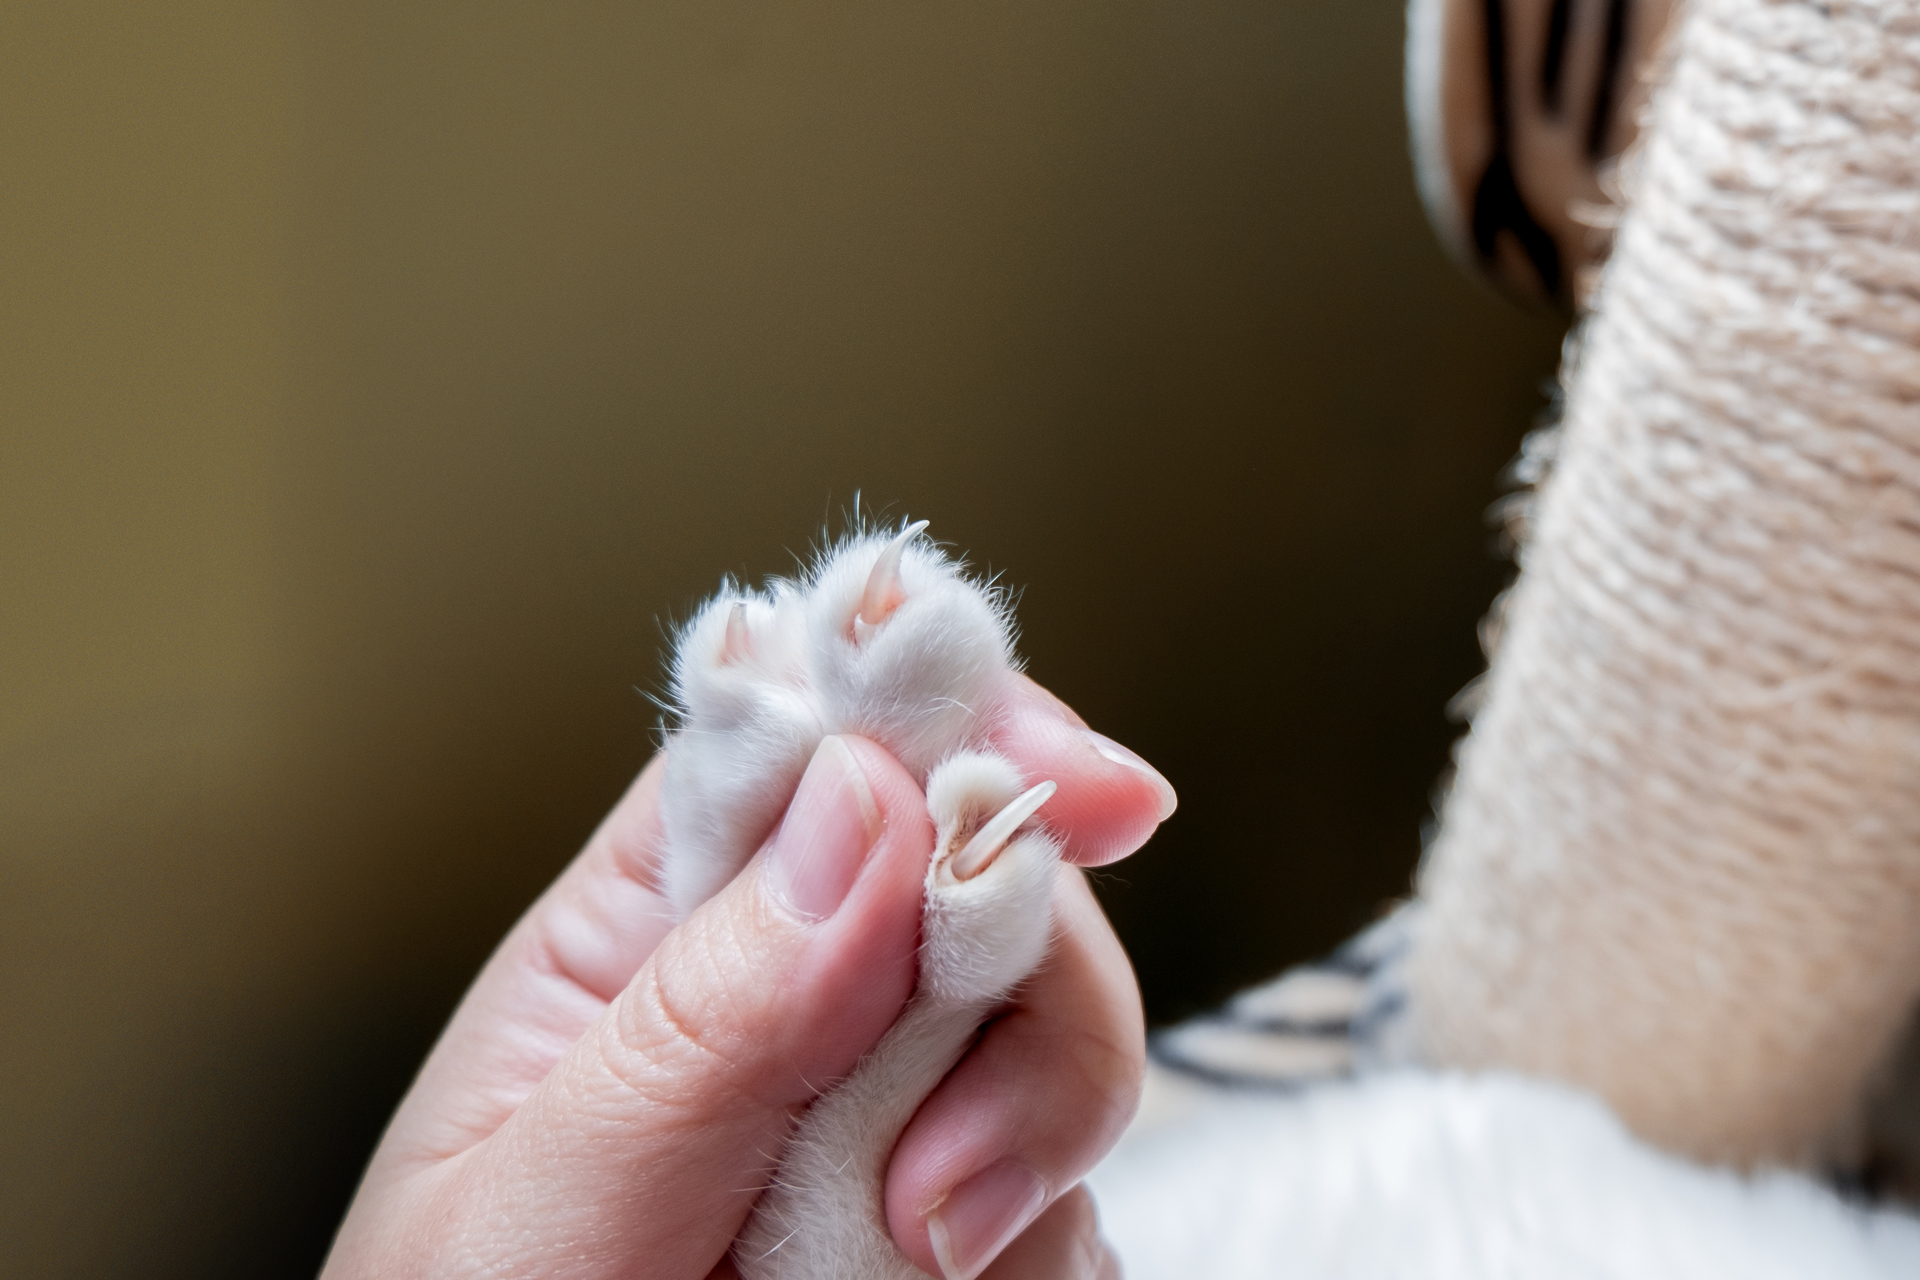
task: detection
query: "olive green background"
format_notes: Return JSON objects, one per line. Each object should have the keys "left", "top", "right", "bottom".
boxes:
{"left": 3, "top": 2, "right": 1561, "bottom": 1274}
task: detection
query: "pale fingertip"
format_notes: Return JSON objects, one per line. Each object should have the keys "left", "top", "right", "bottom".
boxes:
{"left": 926, "top": 1163, "right": 1049, "bottom": 1280}
{"left": 1080, "top": 729, "right": 1176, "bottom": 822}
{"left": 972, "top": 1185, "right": 1116, "bottom": 1280}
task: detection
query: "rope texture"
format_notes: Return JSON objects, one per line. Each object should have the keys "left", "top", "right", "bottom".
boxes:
{"left": 1409, "top": 0, "right": 1920, "bottom": 1165}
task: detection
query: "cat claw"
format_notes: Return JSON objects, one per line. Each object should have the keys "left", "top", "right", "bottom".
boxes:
{"left": 950, "top": 780, "right": 1056, "bottom": 881}
{"left": 858, "top": 519, "right": 931, "bottom": 632}
{"left": 721, "top": 601, "right": 752, "bottom": 665}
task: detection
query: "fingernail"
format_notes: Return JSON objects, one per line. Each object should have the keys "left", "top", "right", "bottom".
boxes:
{"left": 1083, "top": 729, "right": 1178, "bottom": 821}
{"left": 766, "top": 736, "right": 884, "bottom": 920}
{"left": 926, "top": 1162, "right": 1048, "bottom": 1280}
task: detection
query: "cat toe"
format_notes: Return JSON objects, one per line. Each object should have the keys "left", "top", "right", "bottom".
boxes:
{"left": 657, "top": 520, "right": 1029, "bottom": 920}
{"left": 659, "top": 587, "right": 826, "bottom": 918}
{"left": 921, "top": 750, "right": 1061, "bottom": 1006}
{"left": 803, "top": 522, "right": 1017, "bottom": 778}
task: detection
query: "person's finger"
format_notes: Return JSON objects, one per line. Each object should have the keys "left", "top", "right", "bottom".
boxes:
{"left": 368, "top": 752, "right": 685, "bottom": 1168}
{"left": 370, "top": 669, "right": 1169, "bottom": 1167}
{"left": 328, "top": 735, "right": 935, "bottom": 1280}
{"left": 885, "top": 867, "right": 1145, "bottom": 1280}
{"left": 991, "top": 672, "right": 1176, "bottom": 867}
{"left": 979, "top": 1186, "right": 1121, "bottom": 1280}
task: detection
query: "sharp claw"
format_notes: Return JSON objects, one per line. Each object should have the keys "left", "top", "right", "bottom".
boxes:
{"left": 721, "top": 602, "right": 751, "bottom": 665}
{"left": 950, "top": 780, "right": 1056, "bottom": 881}
{"left": 858, "top": 519, "right": 930, "bottom": 629}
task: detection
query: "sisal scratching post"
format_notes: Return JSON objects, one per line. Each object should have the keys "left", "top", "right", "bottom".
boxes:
{"left": 1408, "top": 0, "right": 1920, "bottom": 1165}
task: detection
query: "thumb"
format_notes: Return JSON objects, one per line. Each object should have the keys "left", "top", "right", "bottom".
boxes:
{"left": 437, "top": 736, "right": 934, "bottom": 1280}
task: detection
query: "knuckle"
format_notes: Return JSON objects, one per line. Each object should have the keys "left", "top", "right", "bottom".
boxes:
{"left": 1064, "top": 1020, "right": 1146, "bottom": 1132}
{"left": 593, "top": 924, "right": 767, "bottom": 1118}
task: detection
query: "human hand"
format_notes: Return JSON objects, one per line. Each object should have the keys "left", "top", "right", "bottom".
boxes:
{"left": 321, "top": 673, "right": 1173, "bottom": 1279}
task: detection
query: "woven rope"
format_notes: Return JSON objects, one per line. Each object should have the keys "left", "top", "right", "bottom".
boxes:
{"left": 1408, "top": 0, "right": 1920, "bottom": 1165}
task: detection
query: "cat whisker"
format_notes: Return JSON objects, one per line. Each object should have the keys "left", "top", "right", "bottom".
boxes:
{"left": 757, "top": 1228, "right": 802, "bottom": 1259}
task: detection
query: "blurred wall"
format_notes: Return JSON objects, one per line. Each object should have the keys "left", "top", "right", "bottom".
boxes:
{"left": 1, "top": 1, "right": 1562, "bottom": 1274}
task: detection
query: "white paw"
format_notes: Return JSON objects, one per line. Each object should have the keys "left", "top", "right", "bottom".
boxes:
{"left": 660, "top": 519, "right": 1023, "bottom": 918}
{"left": 921, "top": 750, "right": 1059, "bottom": 1006}
{"left": 655, "top": 520, "right": 1062, "bottom": 1280}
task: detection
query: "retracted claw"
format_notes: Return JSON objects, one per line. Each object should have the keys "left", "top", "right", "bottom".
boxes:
{"left": 950, "top": 780, "right": 1056, "bottom": 881}
{"left": 858, "top": 519, "right": 931, "bottom": 631}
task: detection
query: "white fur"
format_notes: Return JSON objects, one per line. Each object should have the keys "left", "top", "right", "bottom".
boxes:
{"left": 736, "top": 752, "right": 1058, "bottom": 1280}
{"left": 655, "top": 526, "right": 1054, "bottom": 1280}
{"left": 1092, "top": 1069, "right": 1920, "bottom": 1280}
{"left": 659, "top": 528, "right": 1016, "bottom": 918}
{"left": 660, "top": 583, "right": 824, "bottom": 915}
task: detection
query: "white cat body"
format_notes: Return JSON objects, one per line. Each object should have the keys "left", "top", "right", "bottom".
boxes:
{"left": 1093, "top": 1069, "right": 1920, "bottom": 1280}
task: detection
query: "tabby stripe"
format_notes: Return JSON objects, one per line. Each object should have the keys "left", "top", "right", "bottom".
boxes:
{"left": 1541, "top": 0, "right": 1574, "bottom": 112}
{"left": 1470, "top": 0, "right": 1564, "bottom": 296}
{"left": 1586, "top": 0, "right": 1630, "bottom": 159}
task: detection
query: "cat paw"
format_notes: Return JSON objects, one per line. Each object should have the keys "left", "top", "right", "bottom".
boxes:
{"left": 921, "top": 751, "right": 1059, "bottom": 1006}
{"left": 657, "top": 520, "right": 1036, "bottom": 922}
{"left": 660, "top": 521, "right": 1079, "bottom": 1280}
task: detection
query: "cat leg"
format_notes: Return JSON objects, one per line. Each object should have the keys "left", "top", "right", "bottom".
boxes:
{"left": 734, "top": 754, "right": 1060, "bottom": 1280}
{"left": 655, "top": 522, "right": 1062, "bottom": 1278}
